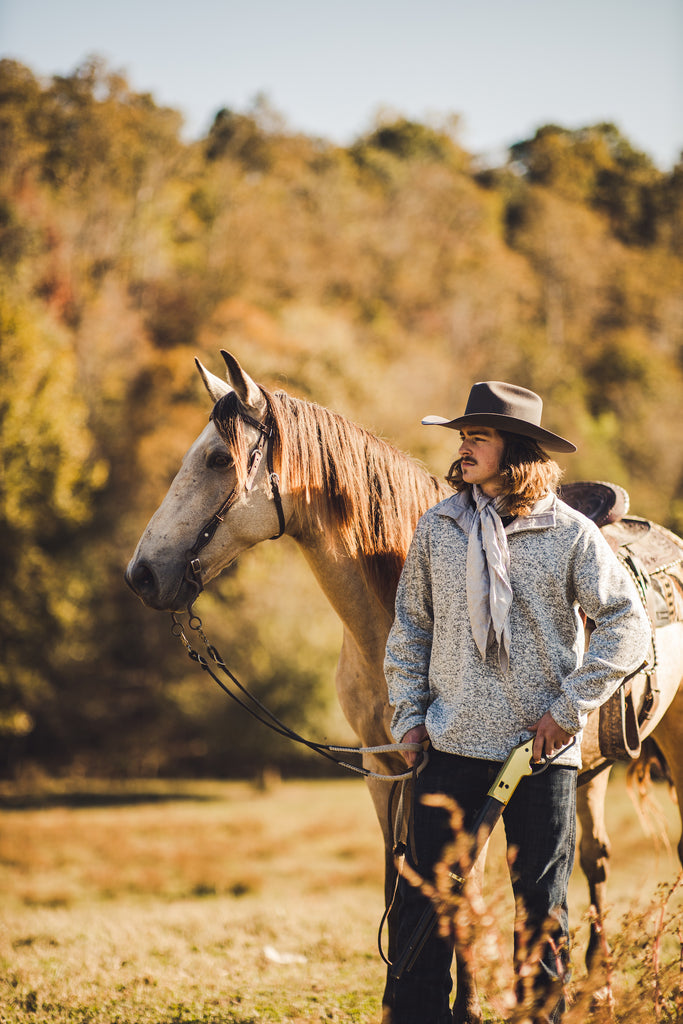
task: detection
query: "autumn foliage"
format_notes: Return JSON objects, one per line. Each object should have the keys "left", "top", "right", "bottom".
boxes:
{"left": 1, "top": 58, "right": 682, "bottom": 777}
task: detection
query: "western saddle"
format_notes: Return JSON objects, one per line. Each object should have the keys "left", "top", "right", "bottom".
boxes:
{"left": 558, "top": 481, "right": 683, "bottom": 761}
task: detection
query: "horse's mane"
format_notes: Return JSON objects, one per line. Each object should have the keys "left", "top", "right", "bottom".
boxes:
{"left": 211, "top": 388, "right": 450, "bottom": 608}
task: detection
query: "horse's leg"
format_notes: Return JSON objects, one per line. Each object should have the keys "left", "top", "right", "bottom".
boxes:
{"left": 363, "top": 772, "right": 405, "bottom": 1024}
{"left": 576, "top": 765, "right": 613, "bottom": 968}
{"left": 650, "top": 686, "right": 683, "bottom": 868}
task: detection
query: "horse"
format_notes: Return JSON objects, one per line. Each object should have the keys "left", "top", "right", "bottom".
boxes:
{"left": 126, "top": 351, "right": 683, "bottom": 1024}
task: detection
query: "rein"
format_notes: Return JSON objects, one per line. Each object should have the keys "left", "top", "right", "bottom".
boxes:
{"left": 170, "top": 607, "right": 424, "bottom": 967}
{"left": 170, "top": 397, "right": 426, "bottom": 970}
{"left": 174, "top": 402, "right": 426, "bottom": 784}
{"left": 170, "top": 612, "right": 426, "bottom": 782}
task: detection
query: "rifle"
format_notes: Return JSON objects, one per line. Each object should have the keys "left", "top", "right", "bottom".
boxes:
{"left": 390, "top": 735, "right": 575, "bottom": 980}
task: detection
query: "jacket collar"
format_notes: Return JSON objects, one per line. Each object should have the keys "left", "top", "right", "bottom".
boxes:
{"left": 437, "top": 489, "right": 557, "bottom": 535}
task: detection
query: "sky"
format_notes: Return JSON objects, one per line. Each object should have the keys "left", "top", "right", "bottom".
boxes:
{"left": 1, "top": 0, "right": 682, "bottom": 169}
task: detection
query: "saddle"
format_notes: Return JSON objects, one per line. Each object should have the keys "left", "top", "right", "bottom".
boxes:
{"left": 559, "top": 480, "right": 683, "bottom": 761}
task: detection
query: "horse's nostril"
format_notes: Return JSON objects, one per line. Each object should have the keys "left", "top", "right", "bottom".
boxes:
{"left": 126, "top": 560, "right": 156, "bottom": 596}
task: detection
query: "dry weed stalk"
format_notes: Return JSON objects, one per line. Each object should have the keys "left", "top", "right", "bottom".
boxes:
{"left": 652, "top": 873, "right": 683, "bottom": 1021}
{"left": 626, "top": 745, "right": 675, "bottom": 860}
{"left": 676, "top": 921, "right": 683, "bottom": 1020}
{"left": 399, "top": 793, "right": 683, "bottom": 1024}
{"left": 563, "top": 906, "right": 616, "bottom": 1024}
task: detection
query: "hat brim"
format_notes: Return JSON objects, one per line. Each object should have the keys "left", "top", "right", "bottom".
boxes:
{"left": 421, "top": 412, "right": 577, "bottom": 453}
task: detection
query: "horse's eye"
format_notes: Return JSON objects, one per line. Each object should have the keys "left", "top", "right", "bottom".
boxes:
{"left": 207, "top": 450, "right": 233, "bottom": 470}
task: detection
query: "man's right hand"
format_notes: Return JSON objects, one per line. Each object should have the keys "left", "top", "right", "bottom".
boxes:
{"left": 401, "top": 724, "right": 429, "bottom": 766}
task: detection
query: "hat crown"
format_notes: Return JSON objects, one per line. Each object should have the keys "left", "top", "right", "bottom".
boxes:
{"left": 465, "top": 381, "right": 543, "bottom": 427}
{"left": 420, "top": 379, "right": 576, "bottom": 452}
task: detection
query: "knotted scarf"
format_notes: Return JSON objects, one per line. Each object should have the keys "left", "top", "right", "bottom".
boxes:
{"left": 466, "top": 485, "right": 513, "bottom": 672}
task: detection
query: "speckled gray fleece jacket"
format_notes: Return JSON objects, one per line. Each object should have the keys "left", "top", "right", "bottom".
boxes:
{"left": 384, "top": 490, "right": 651, "bottom": 767}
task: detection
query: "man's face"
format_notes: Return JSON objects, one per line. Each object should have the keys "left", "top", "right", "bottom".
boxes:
{"left": 458, "top": 426, "right": 506, "bottom": 496}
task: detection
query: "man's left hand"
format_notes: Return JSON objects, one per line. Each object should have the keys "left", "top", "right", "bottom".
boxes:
{"left": 528, "top": 712, "right": 573, "bottom": 763}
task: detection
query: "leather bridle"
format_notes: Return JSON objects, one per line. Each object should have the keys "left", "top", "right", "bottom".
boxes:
{"left": 182, "top": 407, "right": 286, "bottom": 617}
{"left": 171, "top": 398, "right": 426, "bottom": 785}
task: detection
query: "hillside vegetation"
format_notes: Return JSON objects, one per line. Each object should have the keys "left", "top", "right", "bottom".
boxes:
{"left": 1, "top": 58, "right": 682, "bottom": 777}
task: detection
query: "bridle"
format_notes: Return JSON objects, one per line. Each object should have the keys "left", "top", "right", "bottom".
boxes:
{"left": 182, "top": 404, "right": 286, "bottom": 618}
{"left": 170, "top": 400, "right": 425, "bottom": 779}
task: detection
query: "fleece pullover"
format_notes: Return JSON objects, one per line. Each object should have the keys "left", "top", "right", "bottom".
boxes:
{"left": 384, "top": 490, "right": 651, "bottom": 767}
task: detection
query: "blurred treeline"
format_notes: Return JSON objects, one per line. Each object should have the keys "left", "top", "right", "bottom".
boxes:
{"left": 1, "top": 57, "right": 682, "bottom": 779}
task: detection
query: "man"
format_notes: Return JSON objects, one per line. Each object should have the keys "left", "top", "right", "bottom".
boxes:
{"left": 384, "top": 381, "right": 651, "bottom": 1024}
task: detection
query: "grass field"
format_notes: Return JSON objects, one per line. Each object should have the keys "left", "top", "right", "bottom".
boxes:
{"left": 0, "top": 767, "right": 681, "bottom": 1023}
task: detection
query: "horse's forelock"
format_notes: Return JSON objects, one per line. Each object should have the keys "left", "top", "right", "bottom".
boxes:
{"left": 210, "top": 391, "right": 250, "bottom": 488}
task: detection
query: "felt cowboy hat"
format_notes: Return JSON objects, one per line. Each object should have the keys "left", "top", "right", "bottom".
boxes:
{"left": 422, "top": 381, "right": 576, "bottom": 453}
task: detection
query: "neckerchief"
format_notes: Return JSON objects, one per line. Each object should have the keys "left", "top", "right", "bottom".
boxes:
{"left": 466, "top": 485, "right": 513, "bottom": 672}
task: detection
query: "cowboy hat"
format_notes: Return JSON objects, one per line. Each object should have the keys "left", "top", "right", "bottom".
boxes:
{"left": 422, "top": 381, "right": 576, "bottom": 453}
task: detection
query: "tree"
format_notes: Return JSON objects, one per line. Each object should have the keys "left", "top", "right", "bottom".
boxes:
{"left": 0, "top": 296, "right": 106, "bottom": 762}
{"left": 510, "top": 123, "right": 665, "bottom": 244}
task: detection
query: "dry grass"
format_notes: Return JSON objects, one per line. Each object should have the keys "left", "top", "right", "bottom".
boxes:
{"left": 0, "top": 778, "right": 387, "bottom": 1023}
{"left": 0, "top": 769, "right": 681, "bottom": 1023}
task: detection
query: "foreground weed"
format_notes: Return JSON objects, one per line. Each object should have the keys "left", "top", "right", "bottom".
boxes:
{"left": 404, "top": 791, "right": 683, "bottom": 1024}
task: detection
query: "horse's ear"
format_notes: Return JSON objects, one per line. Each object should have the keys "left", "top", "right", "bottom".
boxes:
{"left": 220, "top": 350, "right": 267, "bottom": 419}
{"left": 196, "top": 358, "right": 232, "bottom": 403}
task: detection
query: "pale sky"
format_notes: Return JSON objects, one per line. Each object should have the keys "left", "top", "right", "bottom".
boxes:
{"left": 1, "top": 0, "right": 681, "bottom": 168}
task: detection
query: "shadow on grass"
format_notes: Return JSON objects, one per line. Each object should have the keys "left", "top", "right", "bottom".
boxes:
{"left": 0, "top": 788, "right": 222, "bottom": 811}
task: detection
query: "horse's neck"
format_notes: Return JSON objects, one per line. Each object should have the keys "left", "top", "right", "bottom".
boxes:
{"left": 295, "top": 534, "right": 394, "bottom": 664}
{"left": 296, "top": 533, "right": 396, "bottom": 746}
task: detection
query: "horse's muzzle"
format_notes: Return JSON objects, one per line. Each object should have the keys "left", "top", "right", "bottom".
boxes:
{"left": 125, "top": 558, "right": 162, "bottom": 605}
{"left": 125, "top": 557, "right": 191, "bottom": 611}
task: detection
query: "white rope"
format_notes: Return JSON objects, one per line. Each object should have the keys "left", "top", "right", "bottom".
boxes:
{"left": 327, "top": 742, "right": 430, "bottom": 781}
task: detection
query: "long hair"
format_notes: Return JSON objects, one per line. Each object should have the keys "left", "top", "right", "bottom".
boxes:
{"left": 446, "top": 430, "right": 563, "bottom": 516}
{"left": 211, "top": 388, "right": 449, "bottom": 608}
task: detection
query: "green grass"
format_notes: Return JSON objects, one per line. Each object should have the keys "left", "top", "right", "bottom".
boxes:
{"left": 0, "top": 769, "right": 681, "bottom": 1022}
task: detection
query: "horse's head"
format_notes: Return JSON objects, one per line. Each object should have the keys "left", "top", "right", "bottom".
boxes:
{"left": 125, "top": 351, "right": 289, "bottom": 612}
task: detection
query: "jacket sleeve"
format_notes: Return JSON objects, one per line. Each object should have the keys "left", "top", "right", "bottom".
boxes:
{"left": 384, "top": 517, "right": 435, "bottom": 742}
{"left": 549, "top": 523, "right": 652, "bottom": 734}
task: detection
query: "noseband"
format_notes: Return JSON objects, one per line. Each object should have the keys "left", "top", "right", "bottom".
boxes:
{"left": 183, "top": 407, "right": 286, "bottom": 616}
